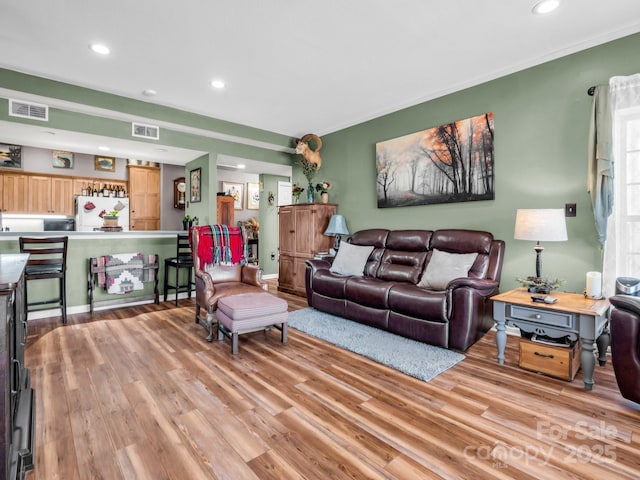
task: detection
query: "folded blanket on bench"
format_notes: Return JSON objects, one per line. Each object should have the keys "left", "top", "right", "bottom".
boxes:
{"left": 96, "top": 253, "right": 157, "bottom": 294}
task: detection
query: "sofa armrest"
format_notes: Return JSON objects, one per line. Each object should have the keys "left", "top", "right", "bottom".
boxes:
{"left": 447, "top": 277, "right": 500, "bottom": 296}
{"left": 306, "top": 258, "right": 332, "bottom": 273}
{"left": 241, "top": 265, "right": 269, "bottom": 290}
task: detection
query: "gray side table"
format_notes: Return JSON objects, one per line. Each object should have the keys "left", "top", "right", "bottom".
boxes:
{"left": 492, "top": 288, "right": 610, "bottom": 390}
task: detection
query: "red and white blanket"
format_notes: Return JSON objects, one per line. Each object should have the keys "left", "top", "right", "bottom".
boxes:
{"left": 193, "top": 225, "right": 247, "bottom": 268}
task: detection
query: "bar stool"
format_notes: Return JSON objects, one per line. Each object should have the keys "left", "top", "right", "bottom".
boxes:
{"left": 163, "top": 232, "right": 194, "bottom": 305}
{"left": 19, "top": 236, "right": 68, "bottom": 324}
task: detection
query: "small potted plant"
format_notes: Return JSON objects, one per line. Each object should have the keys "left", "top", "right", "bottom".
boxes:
{"left": 182, "top": 214, "right": 193, "bottom": 230}
{"left": 315, "top": 181, "right": 332, "bottom": 203}
{"left": 101, "top": 210, "right": 119, "bottom": 228}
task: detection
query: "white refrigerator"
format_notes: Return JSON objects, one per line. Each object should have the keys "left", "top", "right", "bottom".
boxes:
{"left": 75, "top": 195, "right": 130, "bottom": 231}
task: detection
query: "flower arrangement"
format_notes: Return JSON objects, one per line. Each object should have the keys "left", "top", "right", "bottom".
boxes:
{"left": 516, "top": 276, "right": 565, "bottom": 294}
{"left": 292, "top": 183, "right": 304, "bottom": 200}
{"left": 299, "top": 158, "right": 319, "bottom": 183}
{"left": 248, "top": 217, "right": 259, "bottom": 232}
{"left": 315, "top": 181, "right": 332, "bottom": 193}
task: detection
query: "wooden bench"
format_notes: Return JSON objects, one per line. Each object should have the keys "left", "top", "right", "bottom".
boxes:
{"left": 87, "top": 254, "right": 160, "bottom": 313}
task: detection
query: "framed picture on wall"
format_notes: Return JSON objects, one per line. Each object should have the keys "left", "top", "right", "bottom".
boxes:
{"left": 222, "top": 181, "right": 243, "bottom": 210}
{"left": 190, "top": 168, "right": 201, "bottom": 203}
{"left": 0, "top": 143, "right": 22, "bottom": 169}
{"left": 246, "top": 182, "right": 260, "bottom": 210}
{"left": 53, "top": 150, "right": 74, "bottom": 169}
{"left": 95, "top": 155, "right": 115, "bottom": 172}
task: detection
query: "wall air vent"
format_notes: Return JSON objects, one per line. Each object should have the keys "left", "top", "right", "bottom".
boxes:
{"left": 9, "top": 99, "right": 49, "bottom": 121}
{"left": 132, "top": 122, "right": 160, "bottom": 140}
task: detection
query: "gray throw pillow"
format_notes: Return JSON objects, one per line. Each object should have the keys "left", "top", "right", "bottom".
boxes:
{"left": 417, "top": 248, "right": 478, "bottom": 290}
{"left": 329, "top": 242, "right": 375, "bottom": 276}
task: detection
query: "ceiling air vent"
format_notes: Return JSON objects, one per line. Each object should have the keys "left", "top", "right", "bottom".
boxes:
{"left": 132, "top": 122, "right": 160, "bottom": 140}
{"left": 9, "top": 99, "right": 49, "bottom": 121}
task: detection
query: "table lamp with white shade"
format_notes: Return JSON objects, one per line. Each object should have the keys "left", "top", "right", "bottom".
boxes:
{"left": 514, "top": 208, "right": 568, "bottom": 292}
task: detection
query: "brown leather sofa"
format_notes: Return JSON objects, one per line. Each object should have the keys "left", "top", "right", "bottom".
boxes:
{"left": 305, "top": 229, "right": 505, "bottom": 351}
{"left": 609, "top": 295, "right": 640, "bottom": 404}
{"left": 192, "top": 227, "right": 268, "bottom": 341}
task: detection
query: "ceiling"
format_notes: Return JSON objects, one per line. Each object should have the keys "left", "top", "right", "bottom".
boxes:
{"left": 2, "top": 1, "right": 640, "bottom": 167}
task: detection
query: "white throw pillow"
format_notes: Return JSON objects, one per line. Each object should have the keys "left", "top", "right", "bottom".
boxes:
{"left": 417, "top": 248, "right": 478, "bottom": 290}
{"left": 329, "top": 242, "right": 374, "bottom": 276}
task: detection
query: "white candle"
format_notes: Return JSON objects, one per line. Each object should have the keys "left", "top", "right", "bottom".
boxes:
{"left": 586, "top": 271, "right": 602, "bottom": 298}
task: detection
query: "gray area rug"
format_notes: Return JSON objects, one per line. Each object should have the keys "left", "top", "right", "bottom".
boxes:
{"left": 288, "top": 308, "right": 465, "bottom": 382}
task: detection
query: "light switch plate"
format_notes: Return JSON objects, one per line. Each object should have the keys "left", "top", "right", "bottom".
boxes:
{"left": 565, "top": 203, "right": 576, "bottom": 217}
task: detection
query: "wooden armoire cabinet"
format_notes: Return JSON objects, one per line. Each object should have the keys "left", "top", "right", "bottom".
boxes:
{"left": 278, "top": 203, "right": 336, "bottom": 296}
{"left": 217, "top": 196, "right": 235, "bottom": 225}
{"left": 128, "top": 165, "right": 160, "bottom": 230}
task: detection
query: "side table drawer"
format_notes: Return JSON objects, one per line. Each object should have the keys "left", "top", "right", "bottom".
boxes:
{"left": 519, "top": 339, "right": 580, "bottom": 381}
{"left": 510, "top": 305, "right": 574, "bottom": 328}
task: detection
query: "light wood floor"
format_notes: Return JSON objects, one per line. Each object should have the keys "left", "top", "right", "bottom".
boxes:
{"left": 24, "top": 284, "right": 640, "bottom": 479}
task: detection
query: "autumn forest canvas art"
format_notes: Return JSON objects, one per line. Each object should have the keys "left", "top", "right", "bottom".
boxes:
{"left": 376, "top": 113, "right": 494, "bottom": 208}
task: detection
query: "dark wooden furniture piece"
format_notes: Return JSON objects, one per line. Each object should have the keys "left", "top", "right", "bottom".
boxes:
{"left": 163, "top": 233, "right": 194, "bottom": 305}
{"left": 0, "top": 254, "right": 36, "bottom": 480}
{"left": 278, "top": 203, "right": 336, "bottom": 296}
{"left": 87, "top": 255, "right": 160, "bottom": 313}
{"left": 217, "top": 196, "right": 235, "bottom": 225}
{"left": 19, "top": 236, "right": 68, "bottom": 324}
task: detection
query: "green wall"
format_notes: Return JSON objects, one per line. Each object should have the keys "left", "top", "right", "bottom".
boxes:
{"left": 291, "top": 32, "right": 640, "bottom": 294}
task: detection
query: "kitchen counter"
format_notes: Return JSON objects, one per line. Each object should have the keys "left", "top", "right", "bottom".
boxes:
{"left": 0, "top": 232, "right": 184, "bottom": 316}
{"left": 0, "top": 230, "right": 183, "bottom": 240}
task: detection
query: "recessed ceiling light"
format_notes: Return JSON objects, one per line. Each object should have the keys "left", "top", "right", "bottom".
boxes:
{"left": 237, "top": 164, "right": 246, "bottom": 169}
{"left": 98, "top": 145, "right": 110, "bottom": 151}
{"left": 210, "top": 79, "right": 225, "bottom": 89}
{"left": 89, "top": 43, "right": 111, "bottom": 55}
{"left": 142, "top": 89, "right": 157, "bottom": 96}
{"left": 156, "top": 148, "right": 168, "bottom": 153}
{"left": 532, "top": 0, "right": 559, "bottom": 14}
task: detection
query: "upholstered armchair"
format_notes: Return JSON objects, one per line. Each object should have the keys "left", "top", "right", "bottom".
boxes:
{"left": 609, "top": 295, "right": 640, "bottom": 404}
{"left": 191, "top": 226, "right": 268, "bottom": 341}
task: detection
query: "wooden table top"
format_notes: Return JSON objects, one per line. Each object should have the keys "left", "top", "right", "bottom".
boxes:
{"left": 491, "top": 288, "right": 610, "bottom": 317}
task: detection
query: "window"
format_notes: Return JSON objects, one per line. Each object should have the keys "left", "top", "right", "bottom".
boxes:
{"left": 612, "top": 108, "right": 640, "bottom": 278}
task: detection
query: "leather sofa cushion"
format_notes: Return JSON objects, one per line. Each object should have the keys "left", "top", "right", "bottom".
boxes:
{"left": 345, "top": 277, "right": 395, "bottom": 309}
{"left": 378, "top": 250, "right": 427, "bottom": 283}
{"left": 388, "top": 283, "right": 447, "bottom": 322}
{"left": 311, "top": 269, "right": 349, "bottom": 299}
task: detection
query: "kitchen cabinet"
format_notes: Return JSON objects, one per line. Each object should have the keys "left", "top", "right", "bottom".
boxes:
{"left": 217, "top": 196, "right": 235, "bottom": 225}
{"left": 278, "top": 203, "right": 335, "bottom": 296}
{"left": 28, "top": 175, "right": 74, "bottom": 215}
{"left": 0, "top": 254, "right": 35, "bottom": 480}
{"left": 1, "top": 173, "right": 29, "bottom": 213}
{"left": 128, "top": 165, "right": 160, "bottom": 230}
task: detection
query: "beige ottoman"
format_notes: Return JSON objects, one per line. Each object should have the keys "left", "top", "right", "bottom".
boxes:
{"left": 216, "top": 292, "right": 288, "bottom": 354}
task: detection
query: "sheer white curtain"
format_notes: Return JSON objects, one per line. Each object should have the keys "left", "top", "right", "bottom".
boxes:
{"left": 603, "top": 73, "right": 640, "bottom": 296}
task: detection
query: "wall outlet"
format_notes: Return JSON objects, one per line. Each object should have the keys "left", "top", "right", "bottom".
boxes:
{"left": 270, "top": 252, "right": 276, "bottom": 261}
{"left": 565, "top": 203, "right": 576, "bottom": 217}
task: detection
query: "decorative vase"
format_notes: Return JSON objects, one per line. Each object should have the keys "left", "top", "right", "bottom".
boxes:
{"left": 321, "top": 192, "right": 329, "bottom": 204}
{"left": 307, "top": 183, "right": 314, "bottom": 203}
